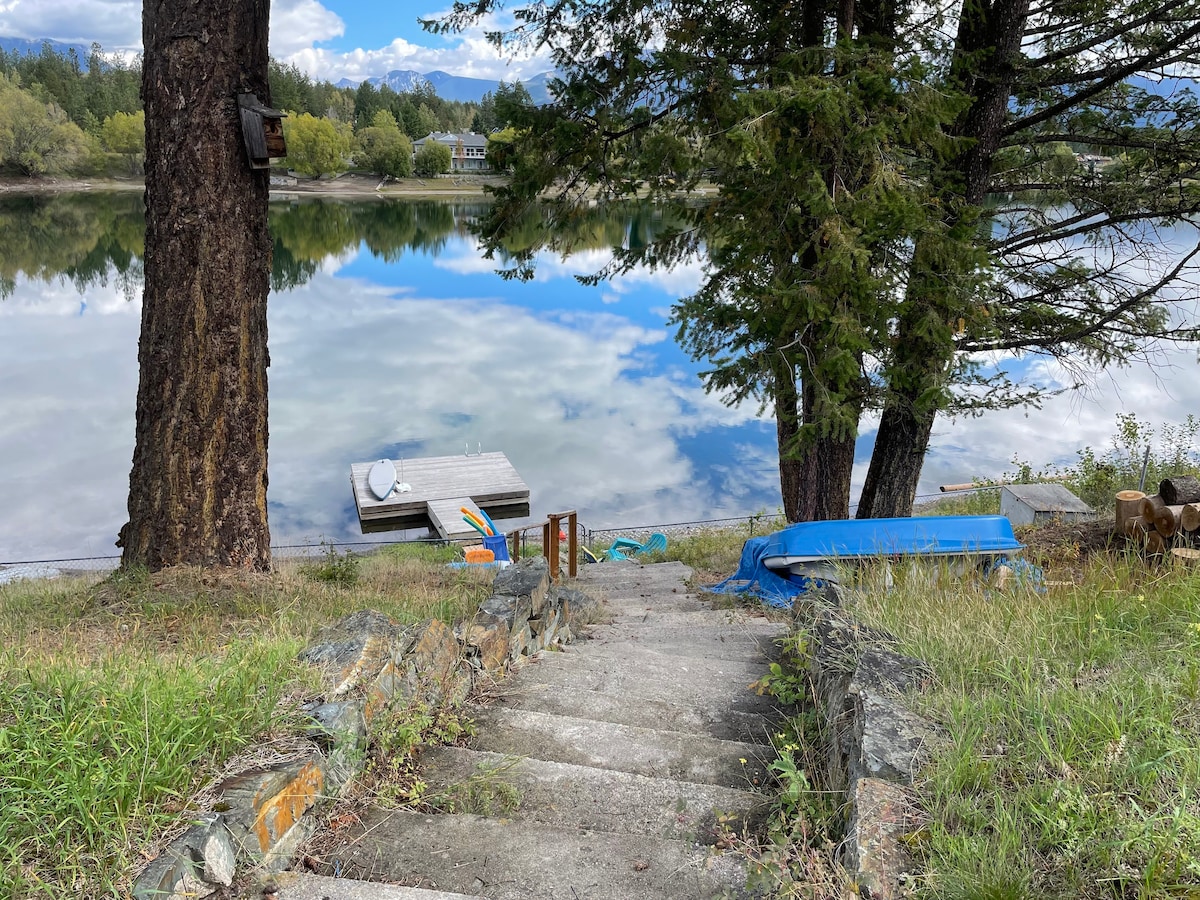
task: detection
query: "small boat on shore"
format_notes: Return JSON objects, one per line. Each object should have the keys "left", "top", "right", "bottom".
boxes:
{"left": 761, "top": 515, "right": 1023, "bottom": 580}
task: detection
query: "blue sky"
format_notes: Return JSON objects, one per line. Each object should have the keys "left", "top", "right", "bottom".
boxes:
{"left": 0, "top": 1, "right": 553, "bottom": 84}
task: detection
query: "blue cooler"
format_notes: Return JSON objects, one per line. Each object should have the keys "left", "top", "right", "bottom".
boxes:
{"left": 482, "top": 533, "right": 510, "bottom": 562}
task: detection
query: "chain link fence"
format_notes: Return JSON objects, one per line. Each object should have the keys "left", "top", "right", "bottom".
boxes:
{"left": 0, "top": 496, "right": 976, "bottom": 585}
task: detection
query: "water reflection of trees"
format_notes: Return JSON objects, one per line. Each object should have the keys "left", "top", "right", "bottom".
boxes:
{"left": 0, "top": 192, "right": 145, "bottom": 300}
{"left": 0, "top": 194, "right": 687, "bottom": 298}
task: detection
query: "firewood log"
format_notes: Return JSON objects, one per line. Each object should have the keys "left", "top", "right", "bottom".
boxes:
{"left": 1181, "top": 503, "right": 1200, "bottom": 534}
{"left": 1153, "top": 505, "right": 1186, "bottom": 538}
{"left": 1140, "top": 494, "right": 1166, "bottom": 524}
{"left": 1115, "top": 490, "right": 1146, "bottom": 532}
{"left": 1159, "top": 475, "right": 1200, "bottom": 506}
{"left": 1123, "top": 514, "right": 1151, "bottom": 543}
{"left": 1146, "top": 530, "right": 1168, "bottom": 557}
{"left": 1170, "top": 547, "right": 1200, "bottom": 564}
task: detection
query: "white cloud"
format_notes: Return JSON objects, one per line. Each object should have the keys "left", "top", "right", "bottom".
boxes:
{"left": 270, "top": 0, "right": 345, "bottom": 58}
{"left": 281, "top": 11, "right": 556, "bottom": 83}
{"left": 0, "top": 1, "right": 553, "bottom": 83}
{"left": 0, "top": 0, "right": 140, "bottom": 51}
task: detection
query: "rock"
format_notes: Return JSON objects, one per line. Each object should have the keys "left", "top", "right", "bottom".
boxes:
{"left": 218, "top": 758, "right": 326, "bottom": 863}
{"left": 852, "top": 691, "right": 942, "bottom": 786}
{"left": 132, "top": 815, "right": 231, "bottom": 899}
{"left": 551, "top": 585, "right": 600, "bottom": 621}
{"left": 406, "top": 617, "right": 471, "bottom": 707}
{"left": 200, "top": 826, "right": 237, "bottom": 886}
{"left": 303, "top": 700, "right": 366, "bottom": 748}
{"left": 477, "top": 590, "right": 534, "bottom": 632}
{"left": 462, "top": 620, "right": 511, "bottom": 672}
{"left": 493, "top": 556, "right": 551, "bottom": 616}
{"left": 844, "top": 777, "right": 918, "bottom": 899}
{"left": 851, "top": 646, "right": 933, "bottom": 697}
{"left": 298, "top": 610, "right": 410, "bottom": 698}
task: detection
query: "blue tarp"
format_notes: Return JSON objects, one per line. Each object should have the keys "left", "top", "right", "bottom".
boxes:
{"left": 706, "top": 536, "right": 819, "bottom": 609}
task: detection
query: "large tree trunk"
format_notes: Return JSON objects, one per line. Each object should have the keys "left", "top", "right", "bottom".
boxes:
{"left": 857, "top": 0, "right": 1031, "bottom": 519}
{"left": 774, "top": 354, "right": 858, "bottom": 522}
{"left": 119, "top": 0, "right": 273, "bottom": 570}
{"left": 857, "top": 391, "right": 937, "bottom": 518}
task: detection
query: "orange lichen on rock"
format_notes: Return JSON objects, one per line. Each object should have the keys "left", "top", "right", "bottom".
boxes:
{"left": 251, "top": 760, "right": 325, "bottom": 853}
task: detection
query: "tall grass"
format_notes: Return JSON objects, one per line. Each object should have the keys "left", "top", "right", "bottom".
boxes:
{"left": 848, "top": 554, "right": 1200, "bottom": 898}
{"left": 0, "top": 549, "right": 493, "bottom": 899}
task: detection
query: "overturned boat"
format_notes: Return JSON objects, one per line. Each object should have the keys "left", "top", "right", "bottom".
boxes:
{"left": 761, "top": 514, "right": 1023, "bottom": 580}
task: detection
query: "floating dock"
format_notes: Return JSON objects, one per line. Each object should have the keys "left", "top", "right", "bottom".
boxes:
{"left": 351, "top": 451, "right": 530, "bottom": 541}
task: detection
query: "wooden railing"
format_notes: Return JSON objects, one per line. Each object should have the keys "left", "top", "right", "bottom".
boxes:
{"left": 505, "top": 509, "right": 578, "bottom": 581}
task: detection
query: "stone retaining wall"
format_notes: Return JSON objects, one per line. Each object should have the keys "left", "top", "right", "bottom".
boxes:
{"left": 791, "top": 587, "right": 943, "bottom": 899}
{"left": 133, "top": 557, "right": 572, "bottom": 899}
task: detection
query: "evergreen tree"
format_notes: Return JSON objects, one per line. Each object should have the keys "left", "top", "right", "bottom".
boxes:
{"left": 429, "top": 0, "right": 1200, "bottom": 521}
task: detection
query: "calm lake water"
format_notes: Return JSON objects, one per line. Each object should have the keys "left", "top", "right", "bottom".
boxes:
{"left": 4, "top": 192, "right": 1197, "bottom": 564}
{"left": 0, "top": 192, "right": 782, "bottom": 562}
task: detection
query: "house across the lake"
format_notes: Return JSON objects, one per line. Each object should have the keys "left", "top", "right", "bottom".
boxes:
{"left": 413, "top": 131, "right": 491, "bottom": 172}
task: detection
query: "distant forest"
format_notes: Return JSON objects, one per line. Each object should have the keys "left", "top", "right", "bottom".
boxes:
{"left": 0, "top": 42, "right": 520, "bottom": 179}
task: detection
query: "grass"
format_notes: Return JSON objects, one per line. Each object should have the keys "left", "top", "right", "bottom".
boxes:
{"left": 661, "top": 516, "right": 1200, "bottom": 897}
{"left": 0, "top": 546, "right": 493, "bottom": 899}
{"left": 845, "top": 550, "right": 1200, "bottom": 898}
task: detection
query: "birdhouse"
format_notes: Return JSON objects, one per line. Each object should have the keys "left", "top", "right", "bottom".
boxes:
{"left": 237, "top": 92, "right": 287, "bottom": 170}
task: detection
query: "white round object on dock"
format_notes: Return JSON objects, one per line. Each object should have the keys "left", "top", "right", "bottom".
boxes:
{"left": 367, "top": 458, "right": 397, "bottom": 500}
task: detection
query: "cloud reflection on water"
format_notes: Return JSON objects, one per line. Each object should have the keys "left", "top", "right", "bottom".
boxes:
{"left": 0, "top": 230, "right": 780, "bottom": 561}
{"left": 2, "top": 196, "right": 1197, "bottom": 563}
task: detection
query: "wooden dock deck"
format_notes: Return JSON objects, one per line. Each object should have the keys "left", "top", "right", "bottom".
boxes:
{"left": 351, "top": 452, "right": 530, "bottom": 541}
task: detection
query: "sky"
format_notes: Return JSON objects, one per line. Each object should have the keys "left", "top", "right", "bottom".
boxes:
{"left": 0, "top": 0, "right": 553, "bottom": 84}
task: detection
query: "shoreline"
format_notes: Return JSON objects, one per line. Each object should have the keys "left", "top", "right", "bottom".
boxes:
{"left": 0, "top": 171, "right": 501, "bottom": 198}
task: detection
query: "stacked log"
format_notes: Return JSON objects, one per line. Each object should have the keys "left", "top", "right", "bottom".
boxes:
{"left": 1139, "top": 493, "right": 1166, "bottom": 524}
{"left": 1183, "top": 503, "right": 1200, "bottom": 534}
{"left": 1153, "top": 505, "right": 1187, "bottom": 538}
{"left": 1159, "top": 475, "right": 1200, "bottom": 507}
{"left": 1119, "top": 479, "right": 1200, "bottom": 560}
{"left": 1115, "top": 490, "right": 1146, "bottom": 532}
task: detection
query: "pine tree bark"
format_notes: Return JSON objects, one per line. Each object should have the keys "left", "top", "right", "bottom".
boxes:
{"left": 773, "top": 354, "right": 858, "bottom": 522}
{"left": 119, "top": 0, "right": 273, "bottom": 570}
{"left": 857, "top": 0, "right": 1032, "bottom": 519}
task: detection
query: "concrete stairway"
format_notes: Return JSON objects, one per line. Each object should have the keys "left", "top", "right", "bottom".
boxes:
{"left": 278, "top": 561, "right": 788, "bottom": 900}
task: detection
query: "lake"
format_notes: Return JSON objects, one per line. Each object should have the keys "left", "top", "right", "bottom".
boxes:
{"left": 3, "top": 192, "right": 1198, "bottom": 565}
{"left": 1, "top": 192, "right": 783, "bottom": 563}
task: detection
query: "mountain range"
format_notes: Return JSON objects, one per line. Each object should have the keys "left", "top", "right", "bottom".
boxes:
{"left": 2, "top": 35, "right": 553, "bottom": 105}
{"left": 336, "top": 69, "right": 554, "bottom": 105}
{"left": 1, "top": 36, "right": 97, "bottom": 59}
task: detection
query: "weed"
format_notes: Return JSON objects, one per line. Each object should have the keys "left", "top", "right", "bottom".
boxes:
{"left": 302, "top": 541, "right": 361, "bottom": 586}
{"left": 0, "top": 549, "right": 491, "bottom": 898}
{"left": 361, "top": 697, "right": 475, "bottom": 807}
{"left": 847, "top": 552, "right": 1200, "bottom": 897}
{"left": 1008, "top": 412, "right": 1200, "bottom": 510}
{"left": 427, "top": 758, "right": 522, "bottom": 816}
{"left": 732, "top": 631, "right": 852, "bottom": 897}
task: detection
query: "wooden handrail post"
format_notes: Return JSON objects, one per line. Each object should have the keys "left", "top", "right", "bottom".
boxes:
{"left": 544, "top": 518, "right": 560, "bottom": 580}
{"left": 566, "top": 511, "right": 578, "bottom": 579}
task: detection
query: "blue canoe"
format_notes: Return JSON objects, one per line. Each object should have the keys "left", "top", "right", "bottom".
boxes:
{"left": 761, "top": 515, "right": 1023, "bottom": 578}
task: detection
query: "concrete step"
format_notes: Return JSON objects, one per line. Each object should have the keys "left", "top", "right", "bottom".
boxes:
{"left": 418, "top": 746, "right": 769, "bottom": 841}
{"left": 509, "top": 654, "right": 784, "bottom": 727}
{"left": 311, "top": 808, "right": 759, "bottom": 900}
{"left": 464, "top": 705, "right": 773, "bottom": 788}
{"left": 573, "top": 560, "right": 694, "bottom": 584}
{"left": 577, "top": 625, "right": 784, "bottom": 663}
{"left": 275, "top": 873, "right": 484, "bottom": 899}
{"left": 602, "top": 607, "right": 783, "bottom": 627}
{"left": 528, "top": 643, "right": 769, "bottom": 692}
{"left": 484, "top": 682, "right": 781, "bottom": 744}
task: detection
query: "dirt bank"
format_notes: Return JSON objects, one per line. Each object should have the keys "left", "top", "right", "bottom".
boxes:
{"left": 0, "top": 171, "right": 505, "bottom": 198}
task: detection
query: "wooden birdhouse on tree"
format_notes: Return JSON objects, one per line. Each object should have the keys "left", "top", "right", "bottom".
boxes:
{"left": 237, "top": 93, "right": 286, "bottom": 170}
